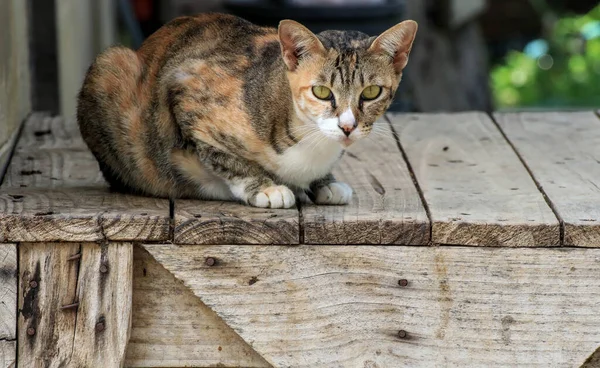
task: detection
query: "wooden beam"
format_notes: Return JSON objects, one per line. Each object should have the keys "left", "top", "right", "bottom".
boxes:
{"left": 144, "top": 243, "right": 600, "bottom": 368}
{"left": 0, "top": 244, "right": 16, "bottom": 368}
{"left": 302, "top": 119, "right": 430, "bottom": 245}
{"left": 494, "top": 111, "right": 600, "bottom": 247}
{"left": 0, "top": 340, "right": 15, "bottom": 368}
{"left": 175, "top": 200, "right": 299, "bottom": 245}
{"left": 18, "top": 242, "right": 133, "bottom": 367}
{"left": 389, "top": 112, "right": 559, "bottom": 246}
{"left": 125, "top": 246, "right": 270, "bottom": 367}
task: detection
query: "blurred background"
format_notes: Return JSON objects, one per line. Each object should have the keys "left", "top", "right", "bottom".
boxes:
{"left": 1, "top": 0, "right": 599, "bottom": 153}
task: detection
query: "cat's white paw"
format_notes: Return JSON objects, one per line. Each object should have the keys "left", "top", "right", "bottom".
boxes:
{"left": 314, "top": 182, "right": 353, "bottom": 205}
{"left": 252, "top": 185, "right": 296, "bottom": 209}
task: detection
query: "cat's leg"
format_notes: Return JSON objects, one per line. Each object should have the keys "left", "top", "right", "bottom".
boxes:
{"left": 194, "top": 142, "right": 296, "bottom": 209}
{"left": 308, "top": 173, "right": 353, "bottom": 205}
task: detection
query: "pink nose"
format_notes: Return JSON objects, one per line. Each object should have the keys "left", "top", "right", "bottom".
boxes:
{"left": 338, "top": 123, "right": 356, "bottom": 137}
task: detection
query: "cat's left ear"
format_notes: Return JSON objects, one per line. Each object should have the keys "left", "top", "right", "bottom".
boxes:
{"left": 368, "top": 20, "right": 418, "bottom": 74}
{"left": 278, "top": 20, "right": 326, "bottom": 71}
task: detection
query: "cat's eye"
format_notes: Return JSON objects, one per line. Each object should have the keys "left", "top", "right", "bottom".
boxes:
{"left": 361, "top": 85, "right": 381, "bottom": 100}
{"left": 312, "top": 85, "right": 333, "bottom": 100}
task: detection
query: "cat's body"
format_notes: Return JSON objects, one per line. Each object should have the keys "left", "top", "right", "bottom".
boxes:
{"left": 77, "top": 13, "right": 417, "bottom": 208}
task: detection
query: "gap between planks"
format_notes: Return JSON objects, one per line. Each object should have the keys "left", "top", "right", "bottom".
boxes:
{"left": 385, "top": 113, "right": 433, "bottom": 243}
{"left": 487, "top": 112, "right": 565, "bottom": 245}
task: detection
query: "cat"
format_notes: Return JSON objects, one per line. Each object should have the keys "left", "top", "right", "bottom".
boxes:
{"left": 77, "top": 13, "right": 417, "bottom": 208}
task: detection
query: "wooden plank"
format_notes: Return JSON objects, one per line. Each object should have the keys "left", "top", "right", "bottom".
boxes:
{"left": 19, "top": 242, "right": 133, "bottom": 367}
{"left": 144, "top": 243, "right": 600, "bottom": 368}
{"left": 0, "top": 0, "right": 31, "bottom": 159}
{"left": 389, "top": 112, "right": 559, "bottom": 246}
{"left": 18, "top": 242, "right": 81, "bottom": 368}
{"left": 0, "top": 244, "right": 16, "bottom": 340}
{"left": 15, "top": 113, "right": 86, "bottom": 151}
{"left": 175, "top": 201, "right": 299, "bottom": 245}
{"left": 0, "top": 244, "right": 16, "bottom": 368}
{"left": 125, "top": 245, "right": 270, "bottom": 368}
{"left": 0, "top": 341, "right": 15, "bottom": 368}
{"left": 302, "top": 120, "right": 429, "bottom": 245}
{"left": 3, "top": 149, "right": 104, "bottom": 189}
{"left": 0, "top": 189, "right": 169, "bottom": 242}
{"left": 0, "top": 124, "right": 23, "bottom": 185}
{"left": 494, "top": 111, "right": 600, "bottom": 247}
{"left": 71, "top": 242, "right": 133, "bottom": 367}
{"left": 0, "top": 114, "right": 171, "bottom": 242}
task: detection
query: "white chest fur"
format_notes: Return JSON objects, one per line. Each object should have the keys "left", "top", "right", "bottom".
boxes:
{"left": 275, "top": 138, "right": 343, "bottom": 189}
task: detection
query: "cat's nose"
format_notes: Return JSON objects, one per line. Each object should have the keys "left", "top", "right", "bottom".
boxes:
{"left": 338, "top": 108, "right": 357, "bottom": 137}
{"left": 338, "top": 123, "right": 356, "bottom": 137}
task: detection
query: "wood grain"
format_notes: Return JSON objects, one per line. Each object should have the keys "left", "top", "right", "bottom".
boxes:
{"left": 389, "top": 112, "right": 560, "bottom": 246}
{"left": 0, "top": 244, "right": 16, "bottom": 340}
{"left": 18, "top": 242, "right": 81, "bottom": 368}
{"left": 0, "top": 189, "right": 169, "bottom": 242}
{"left": 125, "top": 245, "right": 270, "bottom": 368}
{"left": 175, "top": 200, "right": 299, "bottom": 245}
{"left": 19, "top": 242, "right": 133, "bottom": 368}
{"left": 0, "top": 244, "right": 15, "bottom": 368}
{"left": 495, "top": 111, "right": 600, "bottom": 247}
{"left": 302, "top": 120, "right": 429, "bottom": 245}
{"left": 15, "top": 113, "right": 86, "bottom": 151}
{"left": 0, "top": 341, "right": 15, "bottom": 368}
{"left": 3, "top": 149, "right": 104, "bottom": 188}
{"left": 0, "top": 114, "right": 171, "bottom": 242}
{"left": 71, "top": 242, "right": 133, "bottom": 367}
{"left": 144, "top": 243, "right": 600, "bottom": 368}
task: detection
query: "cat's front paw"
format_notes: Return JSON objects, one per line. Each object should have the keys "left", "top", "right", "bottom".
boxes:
{"left": 314, "top": 182, "right": 353, "bottom": 205}
{"left": 251, "top": 185, "right": 296, "bottom": 209}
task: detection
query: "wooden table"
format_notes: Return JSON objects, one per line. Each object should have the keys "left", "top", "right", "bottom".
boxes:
{"left": 2, "top": 111, "right": 600, "bottom": 368}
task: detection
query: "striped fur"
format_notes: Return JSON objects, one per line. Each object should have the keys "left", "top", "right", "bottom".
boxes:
{"left": 77, "top": 13, "right": 417, "bottom": 208}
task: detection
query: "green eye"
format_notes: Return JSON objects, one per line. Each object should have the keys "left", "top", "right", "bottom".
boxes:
{"left": 361, "top": 85, "right": 381, "bottom": 100}
{"left": 312, "top": 85, "right": 332, "bottom": 100}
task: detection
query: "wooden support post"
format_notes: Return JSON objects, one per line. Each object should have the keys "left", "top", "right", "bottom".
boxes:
{"left": 18, "top": 242, "right": 133, "bottom": 367}
{"left": 0, "top": 244, "right": 16, "bottom": 368}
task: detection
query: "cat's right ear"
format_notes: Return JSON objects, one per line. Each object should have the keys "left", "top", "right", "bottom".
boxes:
{"left": 278, "top": 20, "right": 326, "bottom": 71}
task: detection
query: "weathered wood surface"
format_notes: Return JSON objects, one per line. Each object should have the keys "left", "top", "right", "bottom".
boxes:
{"left": 144, "top": 243, "right": 600, "bottom": 368}
{"left": 0, "top": 244, "right": 16, "bottom": 368}
{"left": 495, "top": 111, "right": 600, "bottom": 247}
{"left": 15, "top": 114, "right": 87, "bottom": 150}
{"left": 0, "top": 244, "right": 16, "bottom": 340}
{"left": 0, "top": 114, "right": 170, "bottom": 242}
{"left": 19, "top": 242, "right": 133, "bottom": 368}
{"left": 389, "top": 112, "right": 560, "bottom": 246}
{"left": 18, "top": 242, "right": 81, "bottom": 367}
{"left": 302, "top": 120, "right": 429, "bottom": 245}
{"left": 0, "top": 188, "right": 170, "bottom": 242}
{"left": 175, "top": 201, "right": 299, "bottom": 245}
{"left": 71, "top": 242, "right": 133, "bottom": 367}
{"left": 125, "top": 246, "right": 270, "bottom": 368}
{"left": 0, "top": 0, "right": 31, "bottom": 164}
{"left": 0, "top": 340, "right": 15, "bottom": 368}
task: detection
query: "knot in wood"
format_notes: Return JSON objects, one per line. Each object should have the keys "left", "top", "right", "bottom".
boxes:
{"left": 398, "top": 279, "right": 408, "bottom": 287}
{"left": 95, "top": 322, "right": 105, "bottom": 332}
{"left": 205, "top": 257, "right": 217, "bottom": 266}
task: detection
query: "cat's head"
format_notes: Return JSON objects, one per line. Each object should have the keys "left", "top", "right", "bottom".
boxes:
{"left": 278, "top": 20, "right": 417, "bottom": 147}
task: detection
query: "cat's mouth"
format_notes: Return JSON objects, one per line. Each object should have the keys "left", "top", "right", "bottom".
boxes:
{"left": 340, "top": 137, "right": 354, "bottom": 147}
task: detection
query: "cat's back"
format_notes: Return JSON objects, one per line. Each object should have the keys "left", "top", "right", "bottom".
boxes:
{"left": 137, "top": 13, "right": 281, "bottom": 82}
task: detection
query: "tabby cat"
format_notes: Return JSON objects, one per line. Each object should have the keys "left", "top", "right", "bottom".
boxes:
{"left": 77, "top": 13, "right": 417, "bottom": 208}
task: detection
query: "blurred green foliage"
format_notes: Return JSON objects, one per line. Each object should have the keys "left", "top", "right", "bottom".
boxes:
{"left": 491, "top": 4, "right": 600, "bottom": 108}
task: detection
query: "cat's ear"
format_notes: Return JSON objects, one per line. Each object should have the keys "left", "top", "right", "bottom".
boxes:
{"left": 368, "top": 20, "right": 418, "bottom": 74}
{"left": 278, "top": 20, "right": 326, "bottom": 71}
